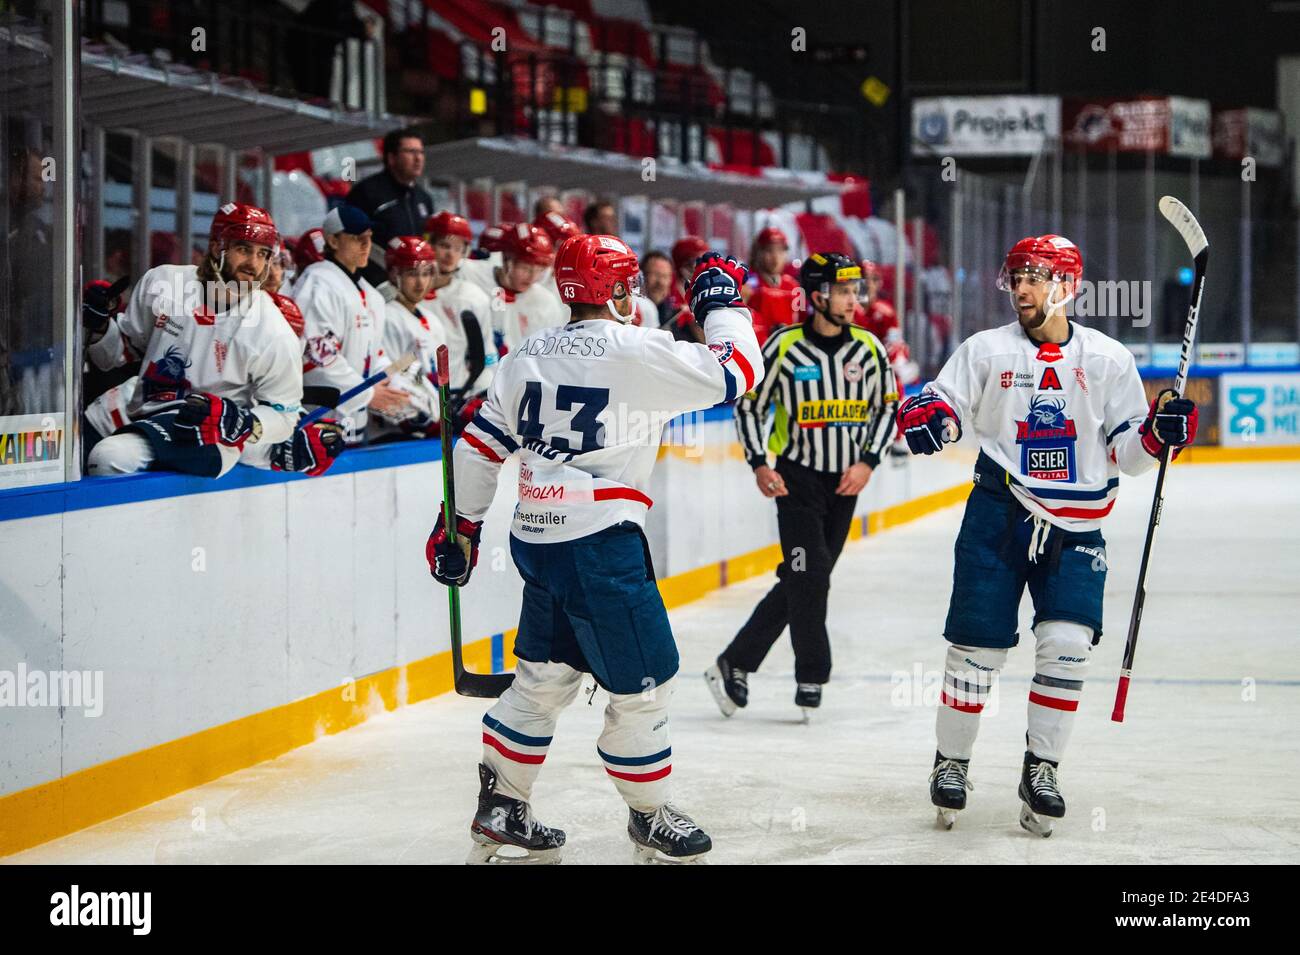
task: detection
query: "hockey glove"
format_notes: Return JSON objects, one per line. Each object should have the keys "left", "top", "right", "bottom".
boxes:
{"left": 82, "top": 277, "right": 128, "bottom": 335}
{"left": 176, "top": 393, "right": 261, "bottom": 450}
{"left": 426, "top": 510, "right": 482, "bottom": 587}
{"left": 271, "top": 419, "right": 346, "bottom": 476}
{"left": 1139, "top": 389, "right": 1198, "bottom": 458}
{"left": 688, "top": 253, "right": 748, "bottom": 325}
{"left": 898, "top": 392, "right": 961, "bottom": 455}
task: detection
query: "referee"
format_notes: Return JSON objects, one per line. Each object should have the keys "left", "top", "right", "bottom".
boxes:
{"left": 705, "top": 253, "right": 898, "bottom": 716}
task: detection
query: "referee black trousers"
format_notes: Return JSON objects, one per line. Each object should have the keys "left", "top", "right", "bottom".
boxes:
{"left": 722, "top": 458, "right": 859, "bottom": 685}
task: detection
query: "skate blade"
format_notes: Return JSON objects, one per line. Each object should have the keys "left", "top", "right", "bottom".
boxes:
{"left": 703, "top": 666, "right": 736, "bottom": 718}
{"left": 467, "top": 835, "right": 563, "bottom": 865}
{"left": 1018, "top": 803, "right": 1054, "bottom": 838}
{"left": 799, "top": 707, "right": 816, "bottom": 724}
{"left": 631, "top": 843, "right": 710, "bottom": 865}
{"left": 935, "top": 807, "right": 959, "bottom": 830}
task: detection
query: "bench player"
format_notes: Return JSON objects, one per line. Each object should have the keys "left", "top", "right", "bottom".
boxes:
{"left": 426, "top": 236, "right": 762, "bottom": 864}
{"left": 897, "top": 235, "right": 1199, "bottom": 835}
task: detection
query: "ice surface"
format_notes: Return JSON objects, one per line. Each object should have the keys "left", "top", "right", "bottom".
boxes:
{"left": 9, "top": 461, "right": 1299, "bottom": 864}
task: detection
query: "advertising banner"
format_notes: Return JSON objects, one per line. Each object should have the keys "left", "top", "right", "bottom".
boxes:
{"left": 912, "top": 96, "right": 1060, "bottom": 157}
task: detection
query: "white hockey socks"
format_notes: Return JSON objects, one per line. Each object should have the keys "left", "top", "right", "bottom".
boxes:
{"left": 480, "top": 660, "right": 584, "bottom": 803}
{"left": 597, "top": 677, "right": 675, "bottom": 813}
{"left": 936, "top": 644, "right": 1006, "bottom": 760}
{"left": 1026, "top": 620, "right": 1094, "bottom": 762}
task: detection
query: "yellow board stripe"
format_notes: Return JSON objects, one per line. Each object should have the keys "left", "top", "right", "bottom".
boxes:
{"left": 3, "top": 441, "right": 1293, "bottom": 857}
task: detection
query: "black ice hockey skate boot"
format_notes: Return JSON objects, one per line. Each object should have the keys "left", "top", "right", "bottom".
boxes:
{"left": 467, "top": 763, "right": 565, "bottom": 864}
{"left": 628, "top": 804, "right": 712, "bottom": 864}
{"left": 929, "top": 751, "right": 973, "bottom": 830}
{"left": 1018, "top": 751, "right": 1066, "bottom": 838}
{"left": 704, "top": 655, "right": 748, "bottom": 717}
{"left": 795, "top": 682, "right": 822, "bottom": 721}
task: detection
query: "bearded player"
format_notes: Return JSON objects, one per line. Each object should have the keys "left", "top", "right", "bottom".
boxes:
{"left": 897, "top": 235, "right": 1199, "bottom": 836}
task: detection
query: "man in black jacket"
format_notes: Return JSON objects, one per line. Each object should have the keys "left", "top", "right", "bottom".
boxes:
{"left": 345, "top": 128, "right": 434, "bottom": 287}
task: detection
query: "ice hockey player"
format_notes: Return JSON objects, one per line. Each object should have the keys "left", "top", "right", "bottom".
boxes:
{"left": 898, "top": 234, "right": 1199, "bottom": 836}
{"left": 293, "top": 205, "right": 411, "bottom": 443}
{"left": 426, "top": 235, "right": 763, "bottom": 864}
{"left": 423, "top": 212, "right": 496, "bottom": 425}
{"left": 742, "top": 226, "right": 800, "bottom": 344}
{"left": 82, "top": 203, "right": 304, "bottom": 477}
{"left": 663, "top": 236, "right": 709, "bottom": 342}
{"left": 708, "top": 253, "right": 898, "bottom": 718}
{"left": 459, "top": 223, "right": 566, "bottom": 352}
{"left": 374, "top": 236, "right": 443, "bottom": 440}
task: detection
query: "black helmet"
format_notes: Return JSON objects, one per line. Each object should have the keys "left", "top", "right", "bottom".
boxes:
{"left": 799, "top": 252, "right": 861, "bottom": 296}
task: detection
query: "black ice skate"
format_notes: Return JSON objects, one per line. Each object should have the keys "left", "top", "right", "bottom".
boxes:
{"left": 795, "top": 682, "right": 821, "bottom": 722}
{"left": 703, "top": 655, "right": 748, "bottom": 717}
{"left": 929, "top": 751, "right": 973, "bottom": 830}
{"left": 467, "top": 763, "right": 565, "bottom": 864}
{"left": 628, "top": 804, "right": 712, "bottom": 864}
{"left": 1018, "top": 751, "right": 1066, "bottom": 838}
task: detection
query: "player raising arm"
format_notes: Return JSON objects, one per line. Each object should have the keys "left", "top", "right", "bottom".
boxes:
{"left": 426, "top": 235, "right": 762, "bottom": 864}
{"left": 897, "top": 235, "right": 1199, "bottom": 836}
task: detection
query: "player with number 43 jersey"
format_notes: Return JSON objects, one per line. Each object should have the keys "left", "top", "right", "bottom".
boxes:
{"left": 427, "top": 234, "right": 762, "bottom": 864}
{"left": 897, "top": 234, "right": 1200, "bottom": 837}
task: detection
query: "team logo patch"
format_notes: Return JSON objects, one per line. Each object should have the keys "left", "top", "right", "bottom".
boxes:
{"left": 842, "top": 360, "right": 863, "bottom": 382}
{"left": 305, "top": 332, "right": 342, "bottom": 368}
{"left": 1039, "top": 367, "right": 1063, "bottom": 390}
{"left": 793, "top": 364, "right": 821, "bottom": 381}
{"left": 797, "top": 399, "right": 870, "bottom": 427}
{"left": 141, "top": 345, "right": 192, "bottom": 404}
{"left": 1015, "top": 395, "right": 1078, "bottom": 482}
{"left": 709, "top": 341, "right": 734, "bottom": 365}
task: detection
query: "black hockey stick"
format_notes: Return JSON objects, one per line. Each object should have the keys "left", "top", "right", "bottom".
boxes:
{"left": 1112, "top": 196, "right": 1208, "bottom": 723}
{"left": 435, "top": 344, "right": 515, "bottom": 699}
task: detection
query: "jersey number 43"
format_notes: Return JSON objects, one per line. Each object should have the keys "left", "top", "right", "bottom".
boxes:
{"left": 517, "top": 380, "right": 609, "bottom": 454}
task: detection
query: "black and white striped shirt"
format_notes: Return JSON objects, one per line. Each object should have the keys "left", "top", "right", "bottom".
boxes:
{"left": 736, "top": 322, "right": 898, "bottom": 473}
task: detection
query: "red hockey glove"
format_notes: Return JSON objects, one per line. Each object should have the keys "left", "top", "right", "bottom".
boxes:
{"left": 1139, "top": 389, "right": 1199, "bottom": 458}
{"left": 176, "top": 393, "right": 260, "bottom": 449}
{"left": 897, "top": 392, "right": 961, "bottom": 455}
{"left": 426, "top": 510, "right": 483, "bottom": 587}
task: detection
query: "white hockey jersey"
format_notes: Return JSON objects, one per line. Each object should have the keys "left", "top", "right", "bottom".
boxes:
{"left": 422, "top": 274, "right": 497, "bottom": 393}
{"left": 380, "top": 298, "right": 444, "bottom": 424}
{"left": 455, "top": 307, "right": 762, "bottom": 543}
{"left": 293, "top": 258, "right": 389, "bottom": 437}
{"left": 927, "top": 321, "right": 1157, "bottom": 531}
{"left": 457, "top": 258, "right": 569, "bottom": 352}
{"left": 87, "top": 263, "right": 302, "bottom": 446}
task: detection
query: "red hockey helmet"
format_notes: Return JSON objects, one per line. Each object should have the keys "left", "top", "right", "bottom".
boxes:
{"left": 534, "top": 210, "right": 581, "bottom": 245}
{"left": 212, "top": 202, "right": 279, "bottom": 251}
{"left": 860, "top": 259, "right": 882, "bottom": 280}
{"left": 270, "top": 292, "right": 304, "bottom": 339}
{"left": 425, "top": 210, "right": 472, "bottom": 242}
{"left": 385, "top": 235, "right": 437, "bottom": 272}
{"left": 293, "top": 227, "right": 327, "bottom": 271}
{"left": 554, "top": 234, "right": 640, "bottom": 307}
{"left": 753, "top": 226, "right": 789, "bottom": 249}
{"left": 997, "top": 234, "right": 1083, "bottom": 289}
{"left": 671, "top": 235, "right": 710, "bottom": 274}
{"left": 478, "top": 222, "right": 516, "bottom": 254}
{"left": 502, "top": 223, "right": 555, "bottom": 267}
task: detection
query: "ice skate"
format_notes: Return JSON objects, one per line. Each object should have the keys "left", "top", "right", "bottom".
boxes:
{"left": 929, "top": 751, "right": 973, "bottom": 830}
{"left": 628, "top": 804, "right": 712, "bottom": 864}
{"left": 466, "top": 763, "right": 565, "bottom": 864}
{"left": 703, "top": 655, "right": 748, "bottom": 717}
{"left": 1018, "top": 751, "right": 1065, "bottom": 838}
{"left": 795, "top": 682, "right": 821, "bottom": 722}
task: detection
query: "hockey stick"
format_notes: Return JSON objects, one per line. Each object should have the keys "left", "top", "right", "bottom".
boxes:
{"left": 1111, "top": 196, "right": 1208, "bottom": 723}
{"left": 296, "top": 354, "right": 415, "bottom": 430}
{"left": 435, "top": 344, "right": 515, "bottom": 699}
